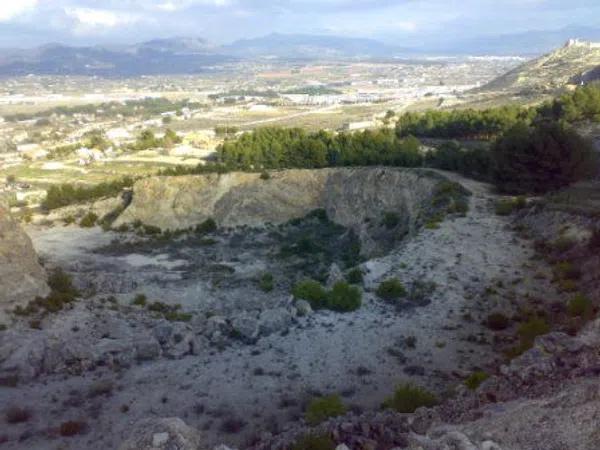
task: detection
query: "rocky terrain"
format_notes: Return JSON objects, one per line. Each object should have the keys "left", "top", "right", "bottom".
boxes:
{"left": 0, "top": 201, "right": 49, "bottom": 322}
{"left": 481, "top": 39, "right": 600, "bottom": 93}
{"left": 0, "top": 167, "right": 596, "bottom": 450}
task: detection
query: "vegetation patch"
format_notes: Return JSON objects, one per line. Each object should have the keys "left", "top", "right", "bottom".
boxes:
{"left": 291, "top": 433, "right": 336, "bottom": 450}
{"left": 464, "top": 371, "right": 490, "bottom": 390}
{"left": 305, "top": 395, "right": 347, "bottom": 425}
{"left": 292, "top": 280, "right": 361, "bottom": 312}
{"left": 382, "top": 383, "right": 438, "bottom": 413}
{"left": 376, "top": 278, "right": 407, "bottom": 302}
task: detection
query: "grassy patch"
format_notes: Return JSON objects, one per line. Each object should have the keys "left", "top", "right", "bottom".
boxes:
{"left": 376, "top": 278, "right": 407, "bottom": 302}
{"left": 305, "top": 395, "right": 347, "bottom": 425}
{"left": 382, "top": 383, "right": 438, "bottom": 413}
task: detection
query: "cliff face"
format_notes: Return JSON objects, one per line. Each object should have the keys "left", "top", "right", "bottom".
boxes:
{"left": 0, "top": 204, "right": 49, "bottom": 319}
{"left": 114, "top": 168, "right": 443, "bottom": 255}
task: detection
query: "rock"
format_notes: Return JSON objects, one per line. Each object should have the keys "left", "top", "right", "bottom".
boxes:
{"left": 326, "top": 263, "right": 344, "bottom": 288}
{"left": 0, "top": 204, "right": 49, "bottom": 319}
{"left": 258, "top": 307, "right": 293, "bottom": 336}
{"left": 231, "top": 313, "right": 260, "bottom": 343}
{"left": 134, "top": 337, "right": 161, "bottom": 361}
{"left": 119, "top": 417, "right": 203, "bottom": 450}
{"left": 113, "top": 168, "right": 441, "bottom": 257}
{"left": 153, "top": 432, "right": 170, "bottom": 447}
{"left": 336, "top": 445, "right": 351, "bottom": 450}
{"left": 295, "top": 300, "right": 313, "bottom": 317}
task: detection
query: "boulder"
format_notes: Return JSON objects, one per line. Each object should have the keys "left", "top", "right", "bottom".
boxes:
{"left": 231, "top": 312, "right": 260, "bottom": 343}
{"left": 0, "top": 204, "right": 49, "bottom": 320}
{"left": 326, "top": 263, "right": 344, "bottom": 288}
{"left": 295, "top": 300, "right": 313, "bottom": 317}
{"left": 119, "top": 417, "right": 204, "bottom": 450}
{"left": 258, "top": 307, "right": 293, "bottom": 336}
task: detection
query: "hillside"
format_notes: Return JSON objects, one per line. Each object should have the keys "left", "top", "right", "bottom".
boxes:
{"left": 482, "top": 39, "right": 600, "bottom": 93}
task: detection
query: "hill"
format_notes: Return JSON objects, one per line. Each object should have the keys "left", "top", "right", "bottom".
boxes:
{"left": 0, "top": 39, "right": 234, "bottom": 76}
{"left": 481, "top": 39, "right": 600, "bottom": 93}
{"left": 224, "top": 33, "right": 406, "bottom": 59}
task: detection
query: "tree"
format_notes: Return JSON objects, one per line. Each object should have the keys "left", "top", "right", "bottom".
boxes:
{"left": 492, "top": 121, "right": 597, "bottom": 194}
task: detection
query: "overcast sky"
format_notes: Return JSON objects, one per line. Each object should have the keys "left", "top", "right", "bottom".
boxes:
{"left": 0, "top": 0, "right": 599, "bottom": 48}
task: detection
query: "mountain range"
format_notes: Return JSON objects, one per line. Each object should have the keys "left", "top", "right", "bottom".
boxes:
{"left": 1, "top": 28, "right": 600, "bottom": 77}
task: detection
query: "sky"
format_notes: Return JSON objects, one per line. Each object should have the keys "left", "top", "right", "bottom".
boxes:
{"left": 0, "top": 0, "right": 599, "bottom": 48}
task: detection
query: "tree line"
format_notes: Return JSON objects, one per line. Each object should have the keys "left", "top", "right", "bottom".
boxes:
{"left": 396, "top": 82, "right": 600, "bottom": 140}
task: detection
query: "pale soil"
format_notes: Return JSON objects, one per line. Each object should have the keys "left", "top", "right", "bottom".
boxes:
{"left": 0, "top": 172, "right": 561, "bottom": 449}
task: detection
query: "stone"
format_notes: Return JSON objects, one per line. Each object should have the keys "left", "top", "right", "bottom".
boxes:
{"left": 152, "top": 432, "right": 169, "bottom": 447}
{"left": 335, "top": 444, "right": 351, "bottom": 450}
{"left": 231, "top": 313, "right": 260, "bottom": 343}
{"left": 326, "top": 263, "right": 344, "bottom": 288}
{"left": 295, "top": 300, "right": 313, "bottom": 317}
{"left": 119, "top": 417, "right": 203, "bottom": 450}
{"left": 0, "top": 204, "right": 49, "bottom": 319}
{"left": 258, "top": 307, "right": 293, "bottom": 336}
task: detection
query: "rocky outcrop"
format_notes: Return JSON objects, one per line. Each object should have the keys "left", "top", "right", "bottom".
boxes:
{"left": 0, "top": 203, "right": 49, "bottom": 320}
{"left": 119, "top": 417, "right": 204, "bottom": 450}
{"left": 248, "top": 317, "right": 600, "bottom": 450}
{"left": 114, "top": 168, "right": 445, "bottom": 255}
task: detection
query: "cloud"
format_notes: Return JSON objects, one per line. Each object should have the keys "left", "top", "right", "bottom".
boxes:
{"left": 0, "top": 0, "right": 38, "bottom": 22}
{"left": 64, "top": 7, "right": 140, "bottom": 29}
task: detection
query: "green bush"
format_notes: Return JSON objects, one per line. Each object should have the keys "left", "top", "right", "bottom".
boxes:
{"left": 327, "top": 281, "right": 362, "bottom": 312}
{"left": 43, "top": 177, "right": 134, "bottom": 210}
{"left": 291, "top": 433, "right": 335, "bottom": 450}
{"left": 567, "top": 294, "right": 593, "bottom": 317}
{"left": 517, "top": 317, "right": 550, "bottom": 350}
{"left": 492, "top": 122, "right": 597, "bottom": 194}
{"left": 259, "top": 273, "right": 274, "bottom": 293}
{"left": 79, "top": 212, "right": 98, "bottom": 228}
{"left": 346, "top": 268, "right": 363, "bottom": 285}
{"left": 131, "top": 294, "right": 147, "bottom": 307}
{"left": 293, "top": 279, "right": 329, "bottom": 309}
{"left": 464, "top": 371, "right": 489, "bottom": 390}
{"left": 382, "top": 211, "right": 400, "bottom": 229}
{"left": 382, "top": 383, "right": 438, "bottom": 413}
{"left": 305, "top": 395, "right": 346, "bottom": 425}
{"left": 376, "top": 278, "right": 407, "bottom": 302}
{"left": 195, "top": 218, "right": 217, "bottom": 235}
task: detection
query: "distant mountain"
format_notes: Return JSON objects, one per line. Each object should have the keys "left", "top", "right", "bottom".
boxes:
{"left": 224, "top": 33, "right": 406, "bottom": 59}
{"left": 480, "top": 39, "right": 600, "bottom": 93}
{"left": 0, "top": 38, "right": 234, "bottom": 76}
{"left": 421, "top": 26, "right": 600, "bottom": 56}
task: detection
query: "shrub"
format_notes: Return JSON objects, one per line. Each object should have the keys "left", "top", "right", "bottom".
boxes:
{"left": 382, "top": 383, "right": 438, "bottom": 413}
{"left": 5, "top": 407, "right": 31, "bottom": 424}
{"left": 327, "top": 281, "right": 362, "bottom": 312}
{"left": 486, "top": 312, "right": 510, "bottom": 331}
{"left": 376, "top": 278, "right": 407, "bottom": 302}
{"left": 259, "top": 273, "right": 274, "bottom": 293}
{"left": 59, "top": 420, "right": 86, "bottom": 437}
{"left": 382, "top": 211, "right": 400, "bottom": 229}
{"left": 305, "top": 395, "right": 347, "bottom": 425}
{"left": 517, "top": 317, "right": 550, "bottom": 350}
{"left": 567, "top": 294, "right": 593, "bottom": 317}
{"left": 131, "top": 294, "right": 147, "bottom": 307}
{"left": 195, "top": 218, "right": 217, "bottom": 235}
{"left": 43, "top": 177, "right": 134, "bottom": 210}
{"left": 79, "top": 212, "right": 98, "bottom": 228}
{"left": 291, "top": 433, "right": 335, "bottom": 450}
{"left": 48, "top": 268, "right": 76, "bottom": 295}
{"left": 346, "top": 267, "right": 363, "bottom": 285}
{"left": 464, "top": 371, "right": 489, "bottom": 390}
{"left": 492, "top": 122, "right": 597, "bottom": 194}
{"left": 553, "top": 236, "right": 576, "bottom": 253}
{"left": 293, "top": 279, "right": 329, "bottom": 309}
